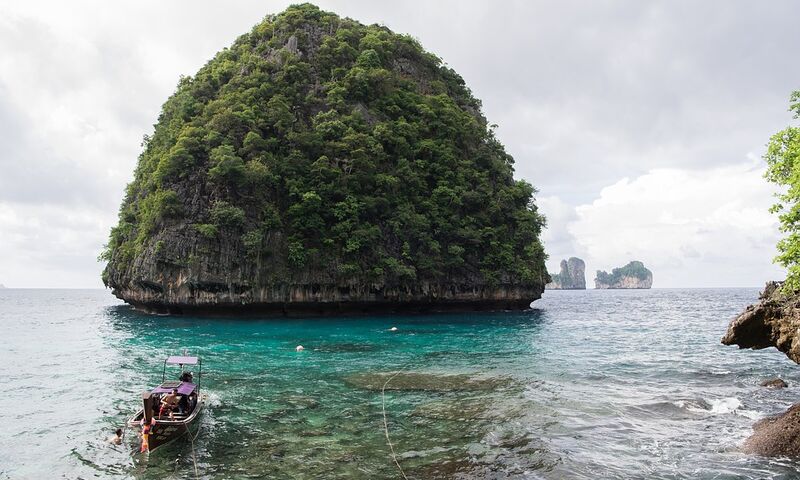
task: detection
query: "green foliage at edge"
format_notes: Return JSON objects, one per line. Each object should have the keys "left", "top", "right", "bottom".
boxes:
{"left": 765, "top": 90, "right": 800, "bottom": 291}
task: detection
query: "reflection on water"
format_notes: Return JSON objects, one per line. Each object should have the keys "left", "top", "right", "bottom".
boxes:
{"left": 2, "top": 288, "right": 800, "bottom": 478}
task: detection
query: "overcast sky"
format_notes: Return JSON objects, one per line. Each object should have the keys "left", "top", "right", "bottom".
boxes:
{"left": 0, "top": 1, "right": 797, "bottom": 288}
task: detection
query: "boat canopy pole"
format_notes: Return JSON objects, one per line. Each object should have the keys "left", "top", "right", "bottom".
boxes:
{"left": 142, "top": 391, "right": 153, "bottom": 424}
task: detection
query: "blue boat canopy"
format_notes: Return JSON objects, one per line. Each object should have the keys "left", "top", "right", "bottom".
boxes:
{"left": 166, "top": 355, "right": 199, "bottom": 365}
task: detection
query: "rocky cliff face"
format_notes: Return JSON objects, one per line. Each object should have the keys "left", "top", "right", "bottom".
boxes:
{"left": 722, "top": 282, "right": 800, "bottom": 363}
{"left": 545, "top": 257, "right": 586, "bottom": 290}
{"left": 594, "top": 261, "right": 652, "bottom": 289}
{"left": 101, "top": 4, "right": 548, "bottom": 315}
{"left": 722, "top": 281, "right": 800, "bottom": 456}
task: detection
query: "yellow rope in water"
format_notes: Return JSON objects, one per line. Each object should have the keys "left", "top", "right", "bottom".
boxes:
{"left": 381, "top": 367, "right": 409, "bottom": 480}
{"left": 188, "top": 422, "right": 200, "bottom": 480}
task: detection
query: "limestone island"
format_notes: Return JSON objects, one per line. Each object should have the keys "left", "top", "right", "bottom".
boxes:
{"left": 100, "top": 4, "right": 549, "bottom": 315}
{"left": 594, "top": 261, "right": 652, "bottom": 289}
{"left": 545, "top": 257, "right": 586, "bottom": 290}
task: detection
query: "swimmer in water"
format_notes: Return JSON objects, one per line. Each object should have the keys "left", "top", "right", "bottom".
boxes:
{"left": 108, "top": 428, "right": 123, "bottom": 445}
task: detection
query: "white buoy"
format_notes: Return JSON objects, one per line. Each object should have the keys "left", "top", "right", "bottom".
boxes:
{"left": 296, "top": 345, "right": 304, "bottom": 351}
{"left": 389, "top": 327, "right": 398, "bottom": 332}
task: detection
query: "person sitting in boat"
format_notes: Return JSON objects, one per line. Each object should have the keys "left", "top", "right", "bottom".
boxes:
{"left": 159, "top": 388, "right": 180, "bottom": 419}
{"left": 177, "top": 391, "right": 189, "bottom": 414}
{"left": 180, "top": 371, "right": 193, "bottom": 383}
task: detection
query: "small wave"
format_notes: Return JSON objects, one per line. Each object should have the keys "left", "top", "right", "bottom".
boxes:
{"left": 204, "top": 391, "right": 223, "bottom": 408}
{"left": 704, "top": 397, "right": 741, "bottom": 414}
{"left": 673, "top": 397, "right": 763, "bottom": 419}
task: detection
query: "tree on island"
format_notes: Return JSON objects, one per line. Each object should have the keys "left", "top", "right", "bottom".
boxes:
{"left": 764, "top": 90, "right": 800, "bottom": 291}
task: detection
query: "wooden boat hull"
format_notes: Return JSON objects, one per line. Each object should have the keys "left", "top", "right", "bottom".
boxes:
{"left": 129, "top": 401, "right": 204, "bottom": 453}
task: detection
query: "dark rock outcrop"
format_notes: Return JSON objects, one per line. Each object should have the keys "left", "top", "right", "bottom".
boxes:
{"left": 594, "top": 261, "right": 652, "bottom": 289}
{"left": 721, "top": 281, "right": 800, "bottom": 363}
{"left": 761, "top": 378, "right": 788, "bottom": 389}
{"left": 545, "top": 257, "right": 586, "bottom": 290}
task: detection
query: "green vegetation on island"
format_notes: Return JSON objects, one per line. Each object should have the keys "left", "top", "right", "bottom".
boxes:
{"left": 101, "top": 3, "right": 548, "bottom": 312}
{"left": 595, "top": 261, "right": 652, "bottom": 289}
{"left": 764, "top": 90, "right": 800, "bottom": 291}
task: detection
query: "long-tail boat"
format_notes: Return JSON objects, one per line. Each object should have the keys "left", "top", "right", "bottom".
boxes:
{"left": 129, "top": 355, "right": 204, "bottom": 452}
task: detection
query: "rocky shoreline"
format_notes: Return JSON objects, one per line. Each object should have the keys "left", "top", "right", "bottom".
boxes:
{"left": 117, "top": 295, "right": 539, "bottom": 316}
{"left": 110, "top": 276, "right": 542, "bottom": 316}
{"left": 722, "top": 281, "right": 800, "bottom": 456}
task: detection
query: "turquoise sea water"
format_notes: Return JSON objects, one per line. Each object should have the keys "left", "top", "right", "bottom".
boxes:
{"left": 2, "top": 288, "right": 800, "bottom": 479}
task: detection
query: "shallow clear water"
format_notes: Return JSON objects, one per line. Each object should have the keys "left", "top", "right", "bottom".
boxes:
{"left": 1, "top": 288, "right": 799, "bottom": 479}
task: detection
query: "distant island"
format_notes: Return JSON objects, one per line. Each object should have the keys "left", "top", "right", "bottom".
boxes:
{"left": 0, "top": 284, "right": 5, "bottom": 289}
{"left": 594, "top": 261, "right": 652, "bottom": 289}
{"left": 546, "top": 257, "right": 586, "bottom": 290}
{"left": 99, "top": 4, "right": 549, "bottom": 315}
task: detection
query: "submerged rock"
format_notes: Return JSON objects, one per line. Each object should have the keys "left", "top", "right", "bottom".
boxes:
{"left": 100, "top": 4, "right": 548, "bottom": 315}
{"left": 343, "top": 371, "right": 511, "bottom": 392}
{"left": 411, "top": 399, "right": 491, "bottom": 421}
{"left": 761, "top": 378, "right": 788, "bottom": 389}
{"left": 313, "top": 342, "right": 379, "bottom": 353}
{"left": 545, "top": 257, "right": 586, "bottom": 290}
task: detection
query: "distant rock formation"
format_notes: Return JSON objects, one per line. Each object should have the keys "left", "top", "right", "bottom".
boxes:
{"left": 545, "top": 257, "right": 586, "bottom": 290}
{"left": 0, "top": 284, "right": 5, "bottom": 289}
{"left": 722, "top": 281, "right": 800, "bottom": 456}
{"left": 594, "top": 261, "right": 652, "bottom": 289}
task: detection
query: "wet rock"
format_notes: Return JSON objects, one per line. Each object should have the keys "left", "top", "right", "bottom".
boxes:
{"left": 343, "top": 372, "right": 511, "bottom": 392}
{"left": 722, "top": 281, "right": 800, "bottom": 364}
{"left": 761, "top": 378, "right": 789, "bottom": 389}
{"left": 744, "top": 403, "right": 800, "bottom": 456}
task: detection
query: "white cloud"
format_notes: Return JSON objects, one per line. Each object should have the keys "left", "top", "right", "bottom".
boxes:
{"left": 538, "top": 195, "right": 579, "bottom": 273}
{"left": 0, "top": 1, "right": 797, "bottom": 287}
{"left": 0, "top": 202, "right": 115, "bottom": 288}
{"left": 561, "top": 161, "right": 786, "bottom": 287}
